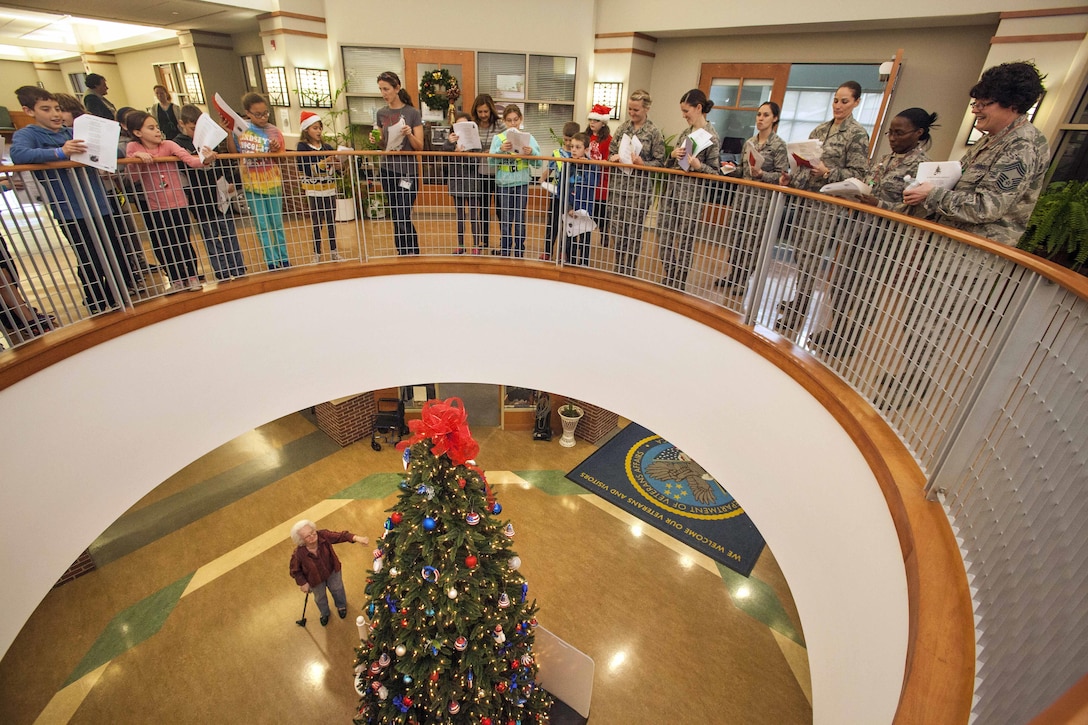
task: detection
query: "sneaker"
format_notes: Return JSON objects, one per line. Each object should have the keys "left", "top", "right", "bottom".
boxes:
{"left": 470, "top": 248, "right": 481, "bottom": 255}
{"left": 312, "top": 254, "right": 322, "bottom": 265}
{"left": 454, "top": 247, "right": 466, "bottom": 255}
{"left": 187, "top": 277, "right": 200, "bottom": 291}
{"left": 330, "top": 250, "right": 342, "bottom": 261}
{"left": 539, "top": 253, "right": 550, "bottom": 261}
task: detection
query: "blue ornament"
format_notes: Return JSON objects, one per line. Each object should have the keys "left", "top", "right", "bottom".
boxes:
{"left": 425, "top": 608, "right": 435, "bottom": 617}
{"left": 403, "top": 674, "right": 413, "bottom": 684}
{"left": 402, "top": 447, "right": 411, "bottom": 470}
{"left": 491, "top": 502, "right": 502, "bottom": 515}
{"left": 422, "top": 517, "right": 436, "bottom": 531}
{"left": 384, "top": 518, "right": 393, "bottom": 530}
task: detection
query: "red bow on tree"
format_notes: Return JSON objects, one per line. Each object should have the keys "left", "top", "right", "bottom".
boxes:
{"left": 398, "top": 398, "right": 480, "bottom": 466}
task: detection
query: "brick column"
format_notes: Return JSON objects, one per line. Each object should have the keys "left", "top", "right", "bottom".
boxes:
{"left": 54, "top": 549, "right": 96, "bottom": 588}
{"left": 568, "top": 398, "right": 619, "bottom": 444}
{"left": 314, "top": 393, "right": 378, "bottom": 446}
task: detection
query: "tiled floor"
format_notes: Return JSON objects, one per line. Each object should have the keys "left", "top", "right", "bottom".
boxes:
{"left": 0, "top": 412, "right": 812, "bottom": 724}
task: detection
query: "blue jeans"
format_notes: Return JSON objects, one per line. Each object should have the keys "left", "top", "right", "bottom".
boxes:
{"left": 310, "top": 568, "right": 346, "bottom": 617}
{"left": 195, "top": 212, "right": 246, "bottom": 280}
{"left": 497, "top": 184, "right": 527, "bottom": 257}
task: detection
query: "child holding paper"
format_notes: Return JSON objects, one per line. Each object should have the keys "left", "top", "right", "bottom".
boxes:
{"left": 585, "top": 105, "right": 612, "bottom": 247}
{"left": 443, "top": 111, "right": 483, "bottom": 254}
{"left": 563, "top": 133, "right": 600, "bottom": 267}
{"left": 125, "top": 110, "right": 217, "bottom": 291}
{"left": 541, "top": 121, "right": 580, "bottom": 261}
{"left": 489, "top": 104, "right": 541, "bottom": 258}
{"left": 660, "top": 89, "right": 721, "bottom": 291}
{"left": 175, "top": 104, "right": 246, "bottom": 281}
{"left": 10, "top": 86, "right": 134, "bottom": 314}
{"left": 296, "top": 111, "right": 341, "bottom": 263}
{"left": 227, "top": 92, "right": 290, "bottom": 270}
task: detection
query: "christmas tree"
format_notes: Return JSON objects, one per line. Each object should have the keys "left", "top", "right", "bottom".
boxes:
{"left": 353, "top": 398, "right": 553, "bottom": 724}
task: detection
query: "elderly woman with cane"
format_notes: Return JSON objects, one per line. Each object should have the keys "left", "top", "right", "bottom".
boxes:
{"left": 289, "top": 520, "right": 368, "bottom": 626}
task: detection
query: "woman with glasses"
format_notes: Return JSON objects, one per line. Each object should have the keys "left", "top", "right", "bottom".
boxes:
{"left": 903, "top": 61, "right": 1049, "bottom": 245}
{"left": 607, "top": 89, "right": 667, "bottom": 277}
{"left": 809, "top": 108, "right": 938, "bottom": 358}
{"left": 375, "top": 71, "right": 424, "bottom": 255}
{"left": 777, "top": 81, "right": 871, "bottom": 333}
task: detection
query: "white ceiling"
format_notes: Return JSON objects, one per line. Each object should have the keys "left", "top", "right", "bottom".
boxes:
{"left": 0, "top": 2, "right": 261, "bottom": 63}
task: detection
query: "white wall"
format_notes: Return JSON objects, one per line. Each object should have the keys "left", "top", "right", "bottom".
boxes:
{"left": 0, "top": 274, "right": 908, "bottom": 725}
{"left": 1, "top": 61, "right": 44, "bottom": 108}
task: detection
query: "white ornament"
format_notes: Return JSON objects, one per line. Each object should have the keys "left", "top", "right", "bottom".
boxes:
{"left": 509, "top": 556, "right": 522, "bottom": 570}
{"left": 390, "top": 567, "right": 399, "bottom": 576}
{"left": 378, "top": 685, "right": 389, "bottom": 700}
{"left": 395, "top": 644, "right": 407, "bottom": 657}
{"left": 373, "top": 557, "right": 384, "bottom": 573}
{"left": 447, "top": 587, "right": 459, "bottom": 599}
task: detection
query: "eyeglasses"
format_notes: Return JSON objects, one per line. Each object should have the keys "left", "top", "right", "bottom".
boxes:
{"left": 248, "top": 110, "right": 270, "bottom": 118}
{"left": 969, "top": 100, "right": 995, "bottom": 110}
{"left": 886, "top": 128, "right": 920, "bottom": 138}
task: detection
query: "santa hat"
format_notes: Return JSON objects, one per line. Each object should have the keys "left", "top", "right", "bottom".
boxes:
{"left": 588, "top": 104, "right": 612, "bottom": 121}
{"left": 299, "top": 111, "right": 321, "bottom": 132}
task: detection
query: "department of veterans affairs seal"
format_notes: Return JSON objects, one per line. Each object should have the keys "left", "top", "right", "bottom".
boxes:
{"left": 625, "top": 436, "right": 744, "bottom": 520}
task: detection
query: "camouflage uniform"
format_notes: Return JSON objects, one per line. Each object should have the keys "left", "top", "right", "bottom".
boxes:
{"left": 780, "top": 116, "right": 870, "bottom": 332}
{"left": 608, "top": 118, "right": 667, "bottom": 276}
{"left": 741, "top": 132, "right": 788, "bottom": 183}
{"left": 922, "top": 116, "right": 1049, "bottom": 245}
{"left": 659, "top": 124, "right": 722, "bottom": 290}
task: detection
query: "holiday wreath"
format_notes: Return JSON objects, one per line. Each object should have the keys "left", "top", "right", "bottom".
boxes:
{"left": 419, "top": 69, "right": 461, "bottom": 115}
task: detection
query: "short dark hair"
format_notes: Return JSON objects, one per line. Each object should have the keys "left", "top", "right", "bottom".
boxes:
{"left": 16, "top": 85, "right": 53, "bottom": 110}
{"left": 561, "top": 121, "right": 581, "bottom": 137}
{"left": 839, "top": 81, "right": 863, "bottom": 101}
{"left": 895, "top": 107, "right": 940, "bottom": 144}
{"left": 571, "top": 132, "right": 590, "bottom": 147}
{"left": 85, "top": 73, "right": 106, "bottom": 90}
{"left": 241, "top": 91, "right": 269, "bottom": 111}
{"left": 179, "top": 104, "right": 203, "bottom": 125}
{"left": 54, "top": 93, "right": 85, "bottom": 118}
{"left": 971, "top": 61, "right": 1046, "bottom": 115}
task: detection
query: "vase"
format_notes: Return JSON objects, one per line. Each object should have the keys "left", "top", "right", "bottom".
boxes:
{"left": 558, "top": 405, "right": 583, "bottom": 448}
{"left": 335, "top": 197, "right": 356, "bottom": 222}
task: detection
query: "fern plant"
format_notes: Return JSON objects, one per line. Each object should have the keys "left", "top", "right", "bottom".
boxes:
{"left": 1019, "top": 180, "right": 1088, "bottom": 271}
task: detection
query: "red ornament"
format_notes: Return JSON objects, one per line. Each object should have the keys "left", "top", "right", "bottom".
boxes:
{"left": 465, "top": 555, "right": 478, "bottom": 568}
{"left": 391, "top": 512, "right": 403, "bottom": 525}
{"left": 430, "top": 671, "right": 440, "bottom": 682}
{"left": 481, "top": 719, "right": 492, "bottom": 725}
{"left": 458, "top": 477, "right": 466, "bottom": 488}
{"left": 403, "top": 696, "right": 413, "bottom": 707}
{"left": 511, "top": 659, "right": 519, "bottom": 669}
{"left": 401, "top": 618, "right": 409, "bottom": 627}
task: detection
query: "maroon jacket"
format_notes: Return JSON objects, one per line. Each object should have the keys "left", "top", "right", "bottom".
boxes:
{"left": 289, "top": 529, "right": 357, "bottom": 587}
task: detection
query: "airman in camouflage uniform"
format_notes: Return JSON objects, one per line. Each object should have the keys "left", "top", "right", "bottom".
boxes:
{"left": 659, "top": 117, "right": 722, "bottom": 290}
{"left": 608, "top": 90, "right": 667, "bottom": 277}
{"left": 921, "top": 118, "right": 1049, "bottom": 245}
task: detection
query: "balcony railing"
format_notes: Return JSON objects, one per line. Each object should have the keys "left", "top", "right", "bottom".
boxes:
{"left": 2, "top": 149, "right": 1085, "bottom": 724}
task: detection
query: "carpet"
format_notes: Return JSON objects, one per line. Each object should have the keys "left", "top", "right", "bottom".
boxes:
{"left": 566, "top": 423, "right": 765, "bottom": 576}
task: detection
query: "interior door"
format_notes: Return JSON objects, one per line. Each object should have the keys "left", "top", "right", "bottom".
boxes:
{"left": 403, "top": 48, "right": 476, "bottom": 118}
{"left": 699, "top": 63, "right": 791, "bottom": 159}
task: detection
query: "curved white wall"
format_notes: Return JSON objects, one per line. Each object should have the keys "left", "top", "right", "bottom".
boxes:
{"left": 0, "top": 274, "right": 908, "bottom": 724}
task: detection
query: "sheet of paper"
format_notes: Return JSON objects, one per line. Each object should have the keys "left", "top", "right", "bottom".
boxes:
{"left": 564, "top": 209, "right": 597, "bottom": 237}
{"left": 744, "top": 140, "right": 765, "bottom": 175}
{"left": 216, "top": 175, "right": 237, "bottom": 214}
{"left": 915, "top": 161, "right": 962, "bottom": 190}
{"left": 213, "top": 93, "right": 248, "bottom": 134}
{"left": 539, "top": 180, "right": 557, "bottom": 195}
{"left": 384, "top": 119, "right": 408, "bottom": 151}
{"left": 0, "top": 136, "right": 6, "bottom": 162}
{"left": 69, "top": 114, "right": 120, "bottom": 172}
{"left": 452, "top": 121, "right": 481, "bottom": 150}
{"left": 819, "top": 177, "right": 870, "bottom": 198}
{"left": 618, "top": 134, "right": 643, "bottom": 174}
{"left": 194, "top": 113, "right": 228, "bottom": 162}
{"left": 505, "top": 128, "right": 531, "bottom": 152}
{"left": 688, "top": 127, "right": 712, "bottom": 156}
{"left": 786, "top": 139, "right": 823, "bottom": 177}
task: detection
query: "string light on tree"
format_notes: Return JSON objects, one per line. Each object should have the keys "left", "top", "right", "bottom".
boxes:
{"left": 352, "top": 398, "right": 552, "bottom": 724}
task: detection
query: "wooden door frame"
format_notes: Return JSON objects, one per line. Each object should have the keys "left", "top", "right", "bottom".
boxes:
{"left": 403, "top": 48, "right": 476, "bottom": 113}
{"left": 698, "top": 62, "right": 791, "bottom": 111}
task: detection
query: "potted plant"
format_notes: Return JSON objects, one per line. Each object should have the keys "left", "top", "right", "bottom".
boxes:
{"left": 1018, "top": 180, "right": 1088, "bottom": 275}
{"left": 558, "top": 401, "right": 584, "bottom": 448}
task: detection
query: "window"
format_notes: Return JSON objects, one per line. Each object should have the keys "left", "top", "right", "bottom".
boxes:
{"left": 341, "top": 46, "right": 403, "bottom": 125}
{"left": 479, "top": 52, "right": 577, "bottom": 154}
{"left": 777, "top": 64, "right": 884, "bottom": 143}
{"left": 1045, "top": 83, "right": 1087, "bottom": 183}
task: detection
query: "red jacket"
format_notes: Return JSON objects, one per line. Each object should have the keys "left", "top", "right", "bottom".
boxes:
{"left": 289, "top": 529, "right": 356, "bottom": 587}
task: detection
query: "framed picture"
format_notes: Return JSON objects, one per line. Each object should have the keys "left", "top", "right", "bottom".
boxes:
{"left": 430, "top": 126, "right": 450, "bottom": 146}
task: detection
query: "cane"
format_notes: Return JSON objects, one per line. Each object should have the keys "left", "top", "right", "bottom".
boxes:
{"left": 296, "top": 590, "right": 310, "bottom": 627}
